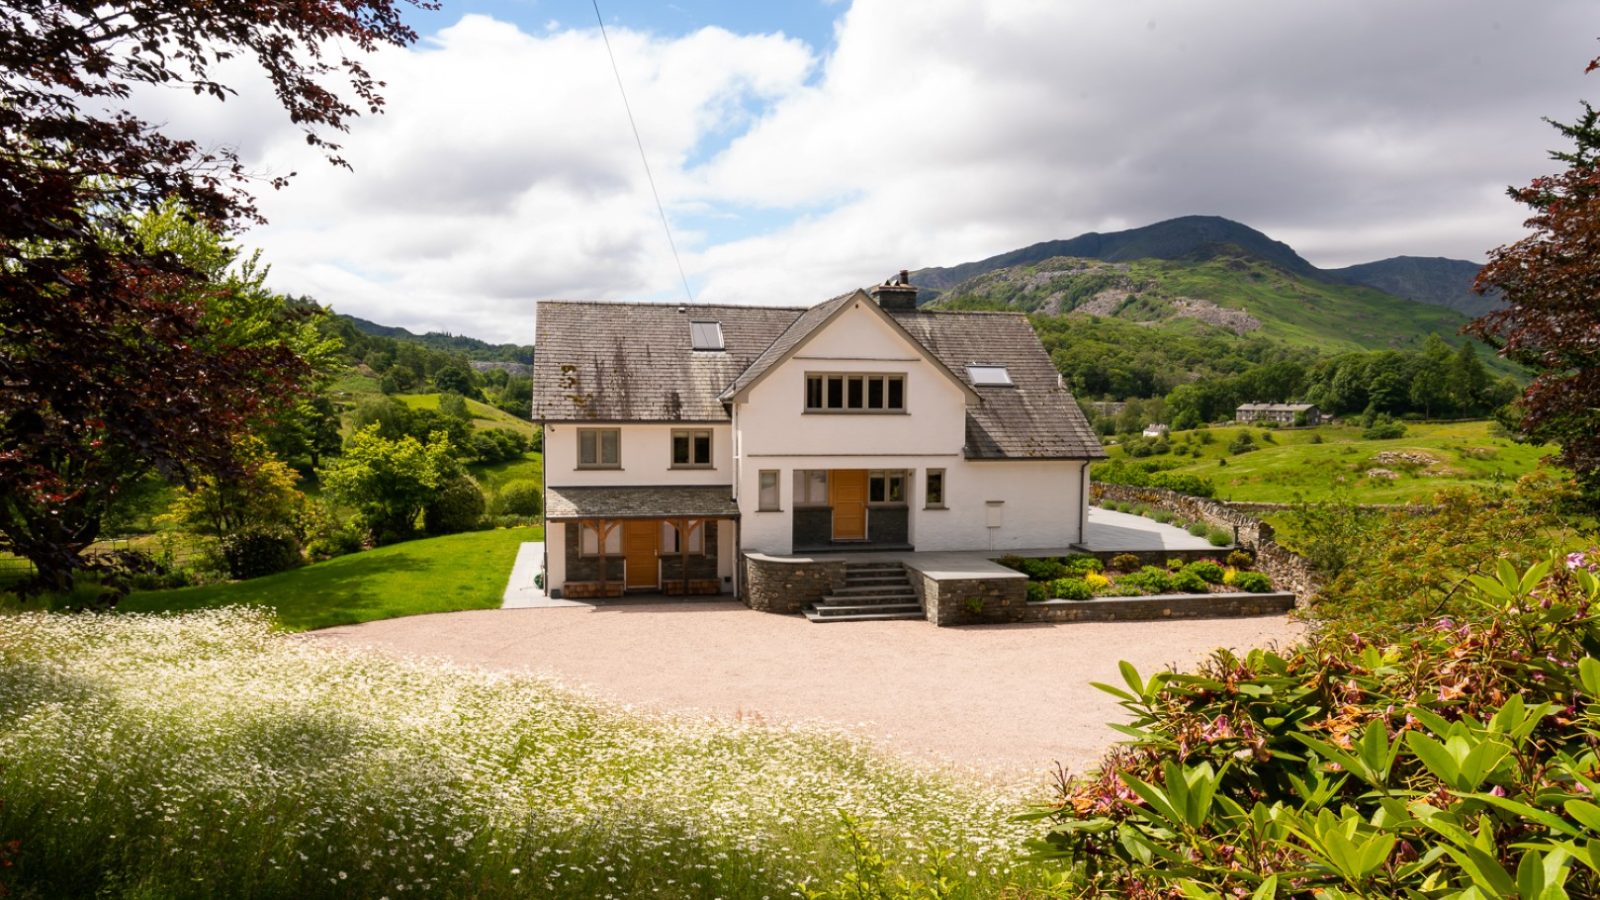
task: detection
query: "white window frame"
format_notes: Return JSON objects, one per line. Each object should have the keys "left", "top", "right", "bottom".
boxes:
{"left": 924, "top": 468, "right": 946, "bottom": 509}
{"left": 577, "top": 428, "right": 621, "bottom": 468}
{"left": 757, "top": 470, "right": 781, "bottom": 511}
{"left": 793, "top": 469, "right": 829, "bottom": 507}
{"left": 670, "top": 429, "right": 713, "bottom": 468}
{"left": 867, "top": 470, "right": 908, "bottom": 507}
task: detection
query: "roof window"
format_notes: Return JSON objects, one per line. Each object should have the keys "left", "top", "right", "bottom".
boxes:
{"left": 689, "top": 320, "right": 724, "bottom": 351}
{"left": 966, "top": 364, "right": 1012, "bottom": 386}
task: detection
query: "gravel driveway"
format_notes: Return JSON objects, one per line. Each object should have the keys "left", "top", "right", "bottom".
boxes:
{"left": 311, "top": 603, "right": 1303, "bottom": 782}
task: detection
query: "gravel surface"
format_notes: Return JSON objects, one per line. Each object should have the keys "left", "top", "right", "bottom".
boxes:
{"left": 311, "top": 604, "right": 1304, "bottom": 783}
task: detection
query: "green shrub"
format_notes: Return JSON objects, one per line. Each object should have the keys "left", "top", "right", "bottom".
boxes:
{"left": 1187, "top": 522, "right": 1208, "bottom": 537}
{"left": 220, "top": 526, "right": 301, "bottom": 580}
{"left": 1226, "top": 549, "right": 1255, "bottom": 570}
{"left": 1205, "top": 526, "right": 1232, "bottom": 547}
{"left": 1130, "top": 504, "right": 1150, "bottom": 517}
{"left": 1109, "top": 553, "right": 1142, "bottom": 573}
{"left": 1183, "top": 560, "right": 1226, "bottom": 584}
{"left": 1025, "top": 581, "right": 1049, "bottom": 603}
{"left": 1092, "top": 459, "right": 1216, "bottom": 498}
{"left": 1165, "top": 557, "right": 1185, "bottom": 571}
{"left": 494, "top": 479, "right": 543, "bottom": 517}
{"left": 1230, "top": 570, "right": 1272, "bottom": 592}
{"left": 1049, "top": 577, "right": 1094, "bottom": 601}
{"left": 304, "top": 524, "right": 364, "bottom": 562}
{"left": 1119, "top": 566, "right": 1173, "bottom": 594}
{"left": 1169, "top": 569, "right": 1209, "bottom": 593}
{"left": 1060, "top": 554, "right": 1104, "bottom": 577}
{"left": 1227, "top": 431, "right": 1257, "bottom": 455}
{"left": 1362, "top": 420, "right": 1407, "bottom": 439}
{"left": 1152, "top": 510, "right": 1174, "bottom": 524}
{"left": 424, "top": 474, "right": 486, "bottom": 536}
{"left": 1038, "top": 557, "right": 1600, "bottom": 899}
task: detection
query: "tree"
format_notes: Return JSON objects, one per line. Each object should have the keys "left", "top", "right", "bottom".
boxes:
{"left": 0, "top": 0, "right": 421, "bottom": 592}
{"left": 1408, "top": 334, "right": 1454, "bottom": 417}
{"left": 160, "top": 439, "right": 306, "bottom": 538}
{"left": 1470, "top": 58, "right": 1600, "bottom": 497}
{"left": 320, "top": 426, "right": 458, "bottom": 543}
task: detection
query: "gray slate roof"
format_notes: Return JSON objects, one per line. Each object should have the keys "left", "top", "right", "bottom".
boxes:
{"left": 545, "top": 485, "right": 741, "bottom": 521}
{"left": 532, "top": 295, "right": 1106, "bottom": 460}
{"left": 1237, "top": 402, "right": 1316, "bottom": 412}
{"left": 533, "top": 301, "right": 802, "bottom": 422}
{"left": 889, "top": 310, "right": 1105, "bottom": 460}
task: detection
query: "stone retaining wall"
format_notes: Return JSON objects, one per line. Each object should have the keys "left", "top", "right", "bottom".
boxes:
{"left": 741, "top": 553, "right": 848, "bottom": 614}
{"left": 1023, "top": 591, "right": 1296, "bottom": 623}
{"left": 1092, "top": 483, "right": 1322, "bottom": 601}
{"left": 908, "top": 571, "right": 1030, "bottom": 626}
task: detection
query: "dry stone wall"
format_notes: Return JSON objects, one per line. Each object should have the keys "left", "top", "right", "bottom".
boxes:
{"left": 741, "top": 554, "right": 847, "bottom": 614}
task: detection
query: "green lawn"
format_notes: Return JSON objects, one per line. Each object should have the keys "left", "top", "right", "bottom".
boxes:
{"left": 1103, "top": 420, "right": 1556, "bottom": 503}
{"left": 119, "top": 526, "right": 542, "bottom": 631}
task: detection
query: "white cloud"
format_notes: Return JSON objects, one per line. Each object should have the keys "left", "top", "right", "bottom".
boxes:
{"left": 133, "top": 1, "right": 1600, "bottom": 341}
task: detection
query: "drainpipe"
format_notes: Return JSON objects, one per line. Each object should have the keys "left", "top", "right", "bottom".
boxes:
{"left": 1078, "top": 461, "right": 1089, "bottom": 545}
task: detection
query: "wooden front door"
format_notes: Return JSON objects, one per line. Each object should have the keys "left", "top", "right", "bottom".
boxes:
{"left": 623, "top": 520, "right": 659, "bottom": 589}
{"left": 831, "top": 469, "right": 868, "bottom": 541}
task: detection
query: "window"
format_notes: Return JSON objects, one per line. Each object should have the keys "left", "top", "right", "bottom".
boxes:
{"left": 924, "top": 469, "right": 945, "bottom": 509}
{"left": 868, "top": 470, "right": 907, "bottom": 506}
{"left": 660, "top": 521, "right": 705, "bottom": 554}
{"left": 671, "top": 429, "right": 712, "bottom": 467}
{"left": 578, "top": 428, "right": 620, "bottom": 468}
{"left": 804, "top": 374, "right": 906, "bottom": 412}
{"left": 689, "top": 320, "right": 724, "bottom": 351}
{"left": 793, "top": 470, "right": 829, "bottom": 506}
{"left": 758, "top": 470, "right": 780, "bottom": 511}
{"left": 966, "top": 365, "right": 1012, "bottom": 386}
{"left": 579, "top": 523, "right": 621, "bottom": 555}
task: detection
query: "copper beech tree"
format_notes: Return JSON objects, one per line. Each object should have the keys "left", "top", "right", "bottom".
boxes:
{"left": 0, "top": 0, "right": 426, "bottom": 593}
{"left": 1472, "top": 53, "right": 1600, "bottom": 502}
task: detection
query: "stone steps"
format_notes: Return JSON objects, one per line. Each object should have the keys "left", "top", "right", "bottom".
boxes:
{"left": 805, "top": 561, "right": 924, "bottom": 623}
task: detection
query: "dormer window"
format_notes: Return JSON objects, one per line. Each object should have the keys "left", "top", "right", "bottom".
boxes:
{"left": 689, "top": 320, "right": 724, "bottom": 351}
{"left": 966, "top": 365, "right": 1012, "bottom": 386}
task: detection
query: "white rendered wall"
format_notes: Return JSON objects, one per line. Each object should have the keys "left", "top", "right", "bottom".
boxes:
{"left": 546, "top": 521, "right": 566, "bottom": 590}
{"left": 544, "top": 422, "right": 733, "bottom": 486}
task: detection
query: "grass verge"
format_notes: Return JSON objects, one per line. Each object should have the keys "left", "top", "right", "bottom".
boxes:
{"left": 118, "top": 527, "right": 541, "bottom": 631}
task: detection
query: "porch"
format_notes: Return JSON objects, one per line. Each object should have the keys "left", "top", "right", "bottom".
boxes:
{"left": 544, "top": 485, "right": 739, "bottom": 599}
{"left": 787, "top": 467, "right": 914, "bottom": 553}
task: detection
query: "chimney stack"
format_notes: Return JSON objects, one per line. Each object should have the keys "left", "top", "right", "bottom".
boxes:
{"left": 869, "top": 269, "right": 918, "bottom": 311}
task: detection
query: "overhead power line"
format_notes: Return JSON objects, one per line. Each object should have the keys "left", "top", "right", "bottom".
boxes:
{"left": 591, "top": 0, "right": 695, "bottom": 304}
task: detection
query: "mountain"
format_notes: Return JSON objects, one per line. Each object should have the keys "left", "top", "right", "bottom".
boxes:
{"left": 345, "top": 315, "right": 533, "bottom": 364}
{"left": 1327, "top": 256, "right": 1498, "bottom": 318}
{"left": 911, "top": 215, "right": 1326, "bottom": 301}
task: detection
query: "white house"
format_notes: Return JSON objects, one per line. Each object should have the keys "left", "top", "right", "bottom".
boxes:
{"left": 531, "top": 273, "right": 1106, "bottom": 603}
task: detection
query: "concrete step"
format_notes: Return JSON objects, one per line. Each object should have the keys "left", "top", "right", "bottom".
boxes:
{"left": 820, "top": 592, "right": 917, "bottom": 606}
{"left": 835, "top": 580, "right": 914, "bottom": 592}
{"left": 803, "top": 606, "right": 924, "bottom": 623}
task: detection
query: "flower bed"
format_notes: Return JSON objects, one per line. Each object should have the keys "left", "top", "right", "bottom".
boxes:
{"left": 996, "top": 552, "right": 1273, "bottom": 603}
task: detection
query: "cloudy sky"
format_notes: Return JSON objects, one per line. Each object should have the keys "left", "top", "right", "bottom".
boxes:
{"left": 143, "top": 1, "right": 1598, "bottom": 343}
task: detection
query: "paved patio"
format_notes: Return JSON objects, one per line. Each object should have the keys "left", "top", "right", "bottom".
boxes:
{"left": 1082, "top": 505, "right": 1221, "bottom": 552}
{"left": 313, "top": 601, "right": 1303, "bottom": 782}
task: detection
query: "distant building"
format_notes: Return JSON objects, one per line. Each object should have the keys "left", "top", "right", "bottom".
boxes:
{"left": 1236, "top": 402, "right": 1319, "bottom": 425}
{"left": 1142, "top": 424, "right": 1170, "bottom": 438}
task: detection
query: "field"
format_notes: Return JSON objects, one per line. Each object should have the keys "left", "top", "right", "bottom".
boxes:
{"left": 118, "top": 527, "right": 541, "bottom": 631}
{"left": 396, "top": 392, "right": 538, "bottom": 440}
{"left": 1102, "top": 420, "right": 1556, "bottom": 504}
{"left": 0, "top": 609, "right": 1040, "bottom": 898}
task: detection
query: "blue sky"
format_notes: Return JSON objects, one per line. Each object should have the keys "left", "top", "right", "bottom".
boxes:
{"left": 177, "top": 0, "right": 1600, "bottom": 341}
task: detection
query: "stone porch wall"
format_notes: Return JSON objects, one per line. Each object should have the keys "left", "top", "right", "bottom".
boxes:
{"left": 909, "top": 571, "right": 1029, "bottom": 627}
{"left": 742, "top": 553, "right": 848, "bottom": 614}
{"left": 1091, "top": 483, "right": 1322, "bottom": 601}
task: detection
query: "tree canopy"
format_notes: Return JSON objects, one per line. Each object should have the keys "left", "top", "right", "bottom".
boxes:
{"left": 1471, "top": 57, "right": 1600, "bottom": 499}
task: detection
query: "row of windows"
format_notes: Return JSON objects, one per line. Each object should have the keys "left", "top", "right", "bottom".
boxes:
{"left": 804, "top": 373, "right": 905, "bottom": 412}
{"left": 577, "top": 428, "right": 712, "bottom": 469}
{"left": 757, "top": 469, "right": 945, "bottom": 511}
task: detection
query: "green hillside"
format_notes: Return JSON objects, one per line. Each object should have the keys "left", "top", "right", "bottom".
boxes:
{"left": 395, "top": 392, "right": 537, "bottom": 440}
{"left": 936, "top": 254, "right": 1489, "bottom": 358}
{"left": 1100, "top": 420, "right": 1554, "bottom": 504}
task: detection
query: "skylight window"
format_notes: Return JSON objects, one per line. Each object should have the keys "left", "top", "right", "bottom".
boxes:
{"left": 689, "top": 320, "right": 724, "bottom": 351}
{"left": 966, "top": 364, "right": 1012, "bottom": 386}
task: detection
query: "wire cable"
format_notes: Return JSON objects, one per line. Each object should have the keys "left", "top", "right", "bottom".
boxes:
{"left": 591, "top": 0, "right": 695, "bottom": 304}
